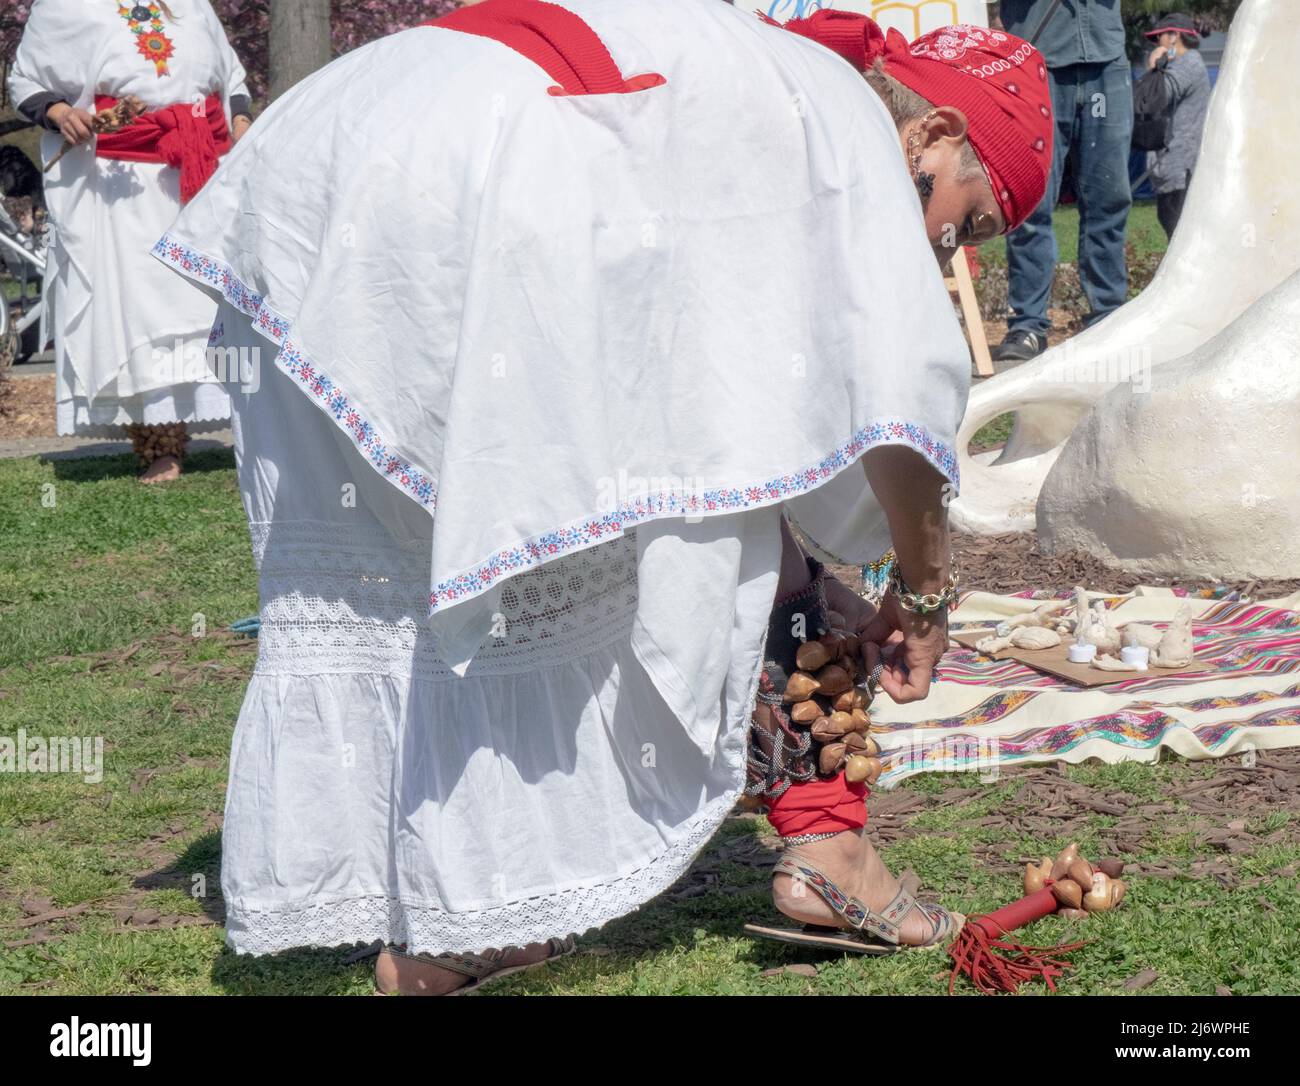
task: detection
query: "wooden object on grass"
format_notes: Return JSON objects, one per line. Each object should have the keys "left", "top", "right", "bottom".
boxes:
{"left": 944, "top": 247, "right": 993, "bottom": 377}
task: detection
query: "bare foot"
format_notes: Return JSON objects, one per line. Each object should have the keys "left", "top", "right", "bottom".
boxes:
{"left": 374, "top": 941, "right": 554, "bottom": 996}
{"left": 772, "top": 829, "right": 956, "bottom": 946}
{"left": 139, "top": 455, "right": 182, "bottom": 484}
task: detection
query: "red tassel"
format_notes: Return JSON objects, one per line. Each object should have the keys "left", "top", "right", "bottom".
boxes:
{"left": 947, "top": 886, "right": 1088, "bottom": 995}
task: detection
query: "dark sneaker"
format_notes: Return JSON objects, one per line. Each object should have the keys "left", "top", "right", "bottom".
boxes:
{"left": 990, "top": 328, "right": 1047, "bottom": 367}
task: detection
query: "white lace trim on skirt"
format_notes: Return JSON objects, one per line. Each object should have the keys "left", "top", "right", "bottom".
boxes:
{"left": 223, "top": 789, "right": 739, "bottom": 957}
{"left": 223, "top": 520, "right": 755, "bottom": 956}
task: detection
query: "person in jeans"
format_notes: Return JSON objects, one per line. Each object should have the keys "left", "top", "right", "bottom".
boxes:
{"left": 993, "top": 0, "right": 1132, "bottom": 364}
{"left": 1144, "top": 12, "right": 1211, "bottom": 239}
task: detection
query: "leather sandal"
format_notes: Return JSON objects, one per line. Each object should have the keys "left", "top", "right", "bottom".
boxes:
{"left": 375, "top": 935, "right": 576, "bottom": 995}
{"left": 745, "top": 857, "right": 963, "bottom": 954}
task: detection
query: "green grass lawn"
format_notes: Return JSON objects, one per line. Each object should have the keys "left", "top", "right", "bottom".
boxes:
{"left": 2, "top": 449, "right": 1297, "bottom": 995}
{"left": 978, "top": 199, "right": 1168, "bottom": 269}
{"left": 968, "top": 201, "right": 1169, "bottom": 452}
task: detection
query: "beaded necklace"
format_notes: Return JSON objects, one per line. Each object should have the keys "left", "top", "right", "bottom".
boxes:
{"left": 117, "top": 3, "right": 175, "bottom": 77}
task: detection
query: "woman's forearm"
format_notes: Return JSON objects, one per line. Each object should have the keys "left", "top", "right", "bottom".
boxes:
{"left": 777, "top": 512, "right": 812, "bottom": 596}
{"left": 861, "top": 445, "right": 951, "bottom": 593}
{"left": 20, "top": 92, "right": 67, "bottom": 131}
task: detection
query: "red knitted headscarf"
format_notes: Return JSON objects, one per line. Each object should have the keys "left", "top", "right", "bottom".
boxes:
{"left": 776, "top": 11, "right": 1053, "bottom": 233}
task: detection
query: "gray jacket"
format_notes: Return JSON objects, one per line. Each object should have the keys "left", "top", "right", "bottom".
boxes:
{"left": 1149, "top": 50, "right": 1212, "bottom": 195}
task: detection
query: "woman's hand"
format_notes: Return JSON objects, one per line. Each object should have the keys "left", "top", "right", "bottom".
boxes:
{"left": 231, "top": 114, "right": 252, "bottom": 143}
{"left": 1147, "top": 46, "right": 1170, "bottom": 70}
{"left": 823, "top": 572, "right": 877, "bottom": 636}
{"left": 858, "top": 591, "right": 948, "bottom": 704}
{"left": 857, "top": 446, "right": 953, "bottom": 704}
{"left": 822, "top": 569, "right": 947, "bottom": 702}
{"left": 48, "top": 103, "right": 95, "bottom": 145}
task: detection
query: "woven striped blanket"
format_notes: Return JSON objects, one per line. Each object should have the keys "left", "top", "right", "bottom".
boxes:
{"left": 872, "top": 587, "right": 1300, "bottom": 787}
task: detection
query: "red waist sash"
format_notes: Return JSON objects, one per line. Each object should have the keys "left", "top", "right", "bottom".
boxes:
{"left": 93, "top": 94, "right": 231, "bottom": 204}
{"left": 424, "top": 0, "right": 665, "bottom": 96}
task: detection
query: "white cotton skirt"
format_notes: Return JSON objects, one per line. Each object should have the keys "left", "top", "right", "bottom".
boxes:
{"left": 55, "top": 354, "right": 232, "bottom": 436}
{"left": 226, "top": 620, "right": 748, "bottom": 954}
{"left": 219, "top": 300, "right": 774, "bottom": 956}
{"left": 43, "top": 151, "right": 231, "bottom": 436}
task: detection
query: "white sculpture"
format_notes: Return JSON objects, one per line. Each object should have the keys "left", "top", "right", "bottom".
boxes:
{"left": 952, "top": 0, "right": 1300, "bottom": 534}
{"left": 1077, "top": 600, "right": 1122, "bottom": 656}
{"left": 1091, "top": 653, "right": 1141, "bottom": 672}
{"left": 1071, "top": 586, "right": 1089, "bottom": 642}
{"left": 1151, "top": 604, "right": 1195, "bottom": 669}
{"left": 995, "top": 599, "right": 1072, "bottom": 637}
{"left": 1013, "top": 625, "right": 1062, "bottom": 650}
{"left": 1037, "top": 271, "right": 1300, "bottom": 579}
{"left": 1010, "top": 600, "right": 1070, "bottom": 629}
{"left": 976, "top": 624, "right": 1062, "bottom": 655}
{"left": 1120, "top": 623, "right": 1164, "bottom": 651}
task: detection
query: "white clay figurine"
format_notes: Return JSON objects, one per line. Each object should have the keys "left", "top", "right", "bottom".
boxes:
{"left": 1151, "top": 603, "right": 1194, "bottom": 668}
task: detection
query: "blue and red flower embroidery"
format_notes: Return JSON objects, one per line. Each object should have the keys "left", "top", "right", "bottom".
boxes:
{"left": 154, "top": 235, "right": 437, "bottom": 508}
{"left": 153, "top": 232, "right": 960, "bottom": 617}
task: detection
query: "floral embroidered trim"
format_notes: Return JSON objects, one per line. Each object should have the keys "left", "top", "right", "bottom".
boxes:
{"left": 425, "top": 417, "right": 958, "bottom": 611}
{"left": 153, "top": 233, "right": 960, "bottom": 618}
{"left": 153, "top": 234, "right": 437, "bottom": 508}
{"left": 118, "top": 3, "right": 174, "bottom": 77}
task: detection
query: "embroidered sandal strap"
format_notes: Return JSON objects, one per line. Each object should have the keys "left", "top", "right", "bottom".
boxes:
{"left": 775, "top": 857, "right": 907, "bottom": 945}
{"left": 911, "top": 899, "right": 961, "bottom": 945}
{"left": 774, "top": 858, "right": 958, "bottom": 947}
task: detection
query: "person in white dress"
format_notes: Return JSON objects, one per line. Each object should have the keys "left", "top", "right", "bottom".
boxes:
{"left": 8, "top": 0, "right": 251, "bottom": 482}
{"left": 158, "top": 0, "right": 1053, "bottom": 993}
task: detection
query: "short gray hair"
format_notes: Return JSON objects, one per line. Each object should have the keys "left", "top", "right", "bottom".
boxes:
{"left": 862, "top": 58, "right": 985, "bottom": 182}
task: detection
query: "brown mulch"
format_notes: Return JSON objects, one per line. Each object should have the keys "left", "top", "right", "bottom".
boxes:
{"left": 951, "top": 531, "right": 1300, "bottom": 601}
{"left": 0, "top": 373, "right": 55, "bottom": 438}
{"left": 697, "top": 746, "right": 1300, "bottom": 901}
{"left": 831, "top": 532, "right": 1300, "bottom": 602}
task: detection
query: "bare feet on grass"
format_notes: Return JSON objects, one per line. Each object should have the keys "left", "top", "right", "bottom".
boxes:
{"left": 139, "top": 455, "right": 182, "bottom": 484}
{"left": 374, "top": 941, "right": 554, "bottom": 996}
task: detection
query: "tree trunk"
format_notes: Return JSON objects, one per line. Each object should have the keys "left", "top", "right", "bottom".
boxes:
{"left": 268, "top": 0, "right": 332, "bottom": 103}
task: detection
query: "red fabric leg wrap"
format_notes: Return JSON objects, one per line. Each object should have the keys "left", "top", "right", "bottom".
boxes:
{"left": 766, "top": 772, "right": 867, "bottom": 838}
